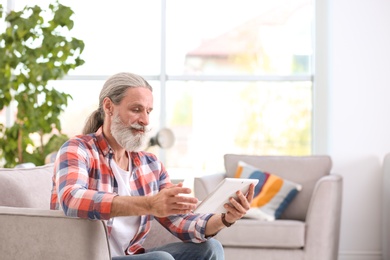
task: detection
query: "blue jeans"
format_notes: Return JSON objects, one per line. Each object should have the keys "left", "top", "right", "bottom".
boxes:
{"left": 112, "top": 239, "right": 224, "bottom": 260}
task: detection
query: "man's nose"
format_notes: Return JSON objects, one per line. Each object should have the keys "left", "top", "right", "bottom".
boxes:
{"left": 138, "top": 111, "right": 149, "bottom": 126}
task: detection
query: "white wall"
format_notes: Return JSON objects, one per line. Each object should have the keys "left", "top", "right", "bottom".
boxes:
{"left": 326, "top": 0, "right": 390, "bottom": 259}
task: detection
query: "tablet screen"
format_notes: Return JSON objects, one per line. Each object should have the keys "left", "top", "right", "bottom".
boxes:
{"left": 194, "top": 178, "right": 259, "bottom": 214}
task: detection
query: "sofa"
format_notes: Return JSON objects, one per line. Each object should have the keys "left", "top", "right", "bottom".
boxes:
{"left": 0, "top": 163, "right": 178, "bottom": 260}
{"left": 194, "top": 154, "right": 343, "bottom": 260}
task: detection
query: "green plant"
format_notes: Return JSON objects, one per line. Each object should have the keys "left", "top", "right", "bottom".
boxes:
{"left": 0, "top": 1, "right": 84, "bottom": 167}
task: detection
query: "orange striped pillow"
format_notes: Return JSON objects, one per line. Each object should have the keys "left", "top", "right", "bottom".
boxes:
{"left": 235, "top": 161, "right": 302, "bottom": 221}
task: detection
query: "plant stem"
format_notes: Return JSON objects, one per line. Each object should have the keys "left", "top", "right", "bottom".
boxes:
{"left": 17, "top": 127, "right": 23, "bottom": 163}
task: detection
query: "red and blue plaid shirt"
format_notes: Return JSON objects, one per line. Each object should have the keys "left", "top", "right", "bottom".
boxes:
{"left": 50, "top": 127, "right": 213, "bottom": 255}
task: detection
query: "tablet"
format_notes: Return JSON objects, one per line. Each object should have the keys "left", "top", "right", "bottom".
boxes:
{"left": 194, "top": 178, "right": 259, "bottom": 214}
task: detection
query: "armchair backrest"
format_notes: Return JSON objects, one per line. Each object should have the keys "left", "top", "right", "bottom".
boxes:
{"left": 0, "top": 163, "right": 54, "bottom": 209}
{"left": 224, "top": 154, "right": 332, "bottom": 221}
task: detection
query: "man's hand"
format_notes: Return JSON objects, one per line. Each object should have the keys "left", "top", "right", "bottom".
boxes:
{"left": 148, "top": 182, "right": 198, "bottom": 217}
{"left": 204, "top": 183, "right": 255, "bottom": 236}
{"left": 110, "top": 182, "right": 198, "bottom": 218}
{"left": 223, "top": 183, "right": 255, "bottom": 224}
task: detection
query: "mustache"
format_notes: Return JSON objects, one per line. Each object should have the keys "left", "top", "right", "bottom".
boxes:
{"left": 129, "top": 123, "right": 151, "bottom": 133}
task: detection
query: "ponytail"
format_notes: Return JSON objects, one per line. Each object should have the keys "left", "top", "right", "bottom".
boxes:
{"left": 82, "top": 108, "right": 104, "bottom": 134}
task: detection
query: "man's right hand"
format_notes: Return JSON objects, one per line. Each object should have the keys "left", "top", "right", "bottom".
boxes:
{"left": 148, "top": 182, "right": 198, "bottom": 217}
{"left": 110, "top": 182, "right": 198, "bottom": 218}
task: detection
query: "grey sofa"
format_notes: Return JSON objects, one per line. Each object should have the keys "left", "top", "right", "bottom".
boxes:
{"left": 0, "top": 163, "right": 178, "bottom": 260}
{"left": 194, "top": 154, "right": 343, "bottom": 260}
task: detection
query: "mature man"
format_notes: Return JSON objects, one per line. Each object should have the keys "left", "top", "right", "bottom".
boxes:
{"left": 51, "top": 72, "right": 254, "bottom": 259}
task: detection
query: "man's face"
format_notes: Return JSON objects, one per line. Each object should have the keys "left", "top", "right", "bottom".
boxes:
{"left": 110, "top": 87, "right": 153, "bottom": 151}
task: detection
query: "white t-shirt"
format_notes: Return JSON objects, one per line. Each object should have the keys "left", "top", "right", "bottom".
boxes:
{"left": 109, "top": 157, "right": 141, "bottom": 257}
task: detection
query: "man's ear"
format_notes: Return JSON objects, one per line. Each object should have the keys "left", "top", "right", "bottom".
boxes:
{"left": 102, "top": 97, "right": 113, "bottom": 116}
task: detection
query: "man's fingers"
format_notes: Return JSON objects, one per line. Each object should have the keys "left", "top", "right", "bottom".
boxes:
{"left": 163, "top": 184, "right": 199, "bottom": 207}
{"left": 246, "top": 183, "right": 255, "bottom": 203}
{"left": 174, "top": 200, "right": 197, "bottom": 210}
{"left": 173, "top": 195, "right": 198, "bottom": 204}
{"left": 228, "top": 196, "right": 247, "bottom": 214}
{"left": 165, "top": 184, "right": 193, "bottom": 196}
{"left": 235, "top": 191, "right": 251, "bottom": 209}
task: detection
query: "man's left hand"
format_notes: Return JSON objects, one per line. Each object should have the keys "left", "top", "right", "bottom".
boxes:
{"left": 223, "top": 183, "right": 255, "bottom": 223}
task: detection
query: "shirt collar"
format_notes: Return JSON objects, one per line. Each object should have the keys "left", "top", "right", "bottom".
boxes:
{"left": 95, "top": 126, "right": 111, "bottom": 158}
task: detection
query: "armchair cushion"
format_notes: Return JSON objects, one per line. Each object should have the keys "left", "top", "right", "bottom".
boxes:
{"left": 235, "top": 161, "right": 302, "bottom": 221}
{"left": 0, "top": 206, "right": 111, "bottom": 260}
{"left": 216, "top": 218, "right": 305, "bottom": 248}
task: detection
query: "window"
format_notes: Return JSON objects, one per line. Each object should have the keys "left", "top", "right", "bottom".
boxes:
{"left": 3, "top": 0, "right": 314, "bottom": 175}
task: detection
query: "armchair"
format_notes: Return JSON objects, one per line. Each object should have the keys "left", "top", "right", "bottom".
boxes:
{"left": 0, "top": 164, "right": 111, "bottom": 260}
{"left": 194, "top": 154, "right": 343, "bottom": 260}
{"left": 0, "top": 164, "right": 178, "bottom": 259}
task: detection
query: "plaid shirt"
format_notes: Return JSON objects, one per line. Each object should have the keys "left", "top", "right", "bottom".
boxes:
{"left": 50, "top": 127, "right": 213, "bottom": 255}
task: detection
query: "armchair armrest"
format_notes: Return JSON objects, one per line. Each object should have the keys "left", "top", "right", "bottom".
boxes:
{"left": 0, "top": 207, "right": 110, "bottom": 260}
{"left": 304, "top": 174, "right": 343, "bottom": 260}
{"left": 194, "top": 173, "right": 226, "bottom": 200}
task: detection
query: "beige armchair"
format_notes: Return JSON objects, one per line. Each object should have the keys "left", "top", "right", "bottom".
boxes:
{"left": 0, "top": 164, "right": 111, "bottom": 260}
{"left": 0, "top": 164, "right": 177, "bottom": 260}
{"left": 194, "top": 154, "right": 343, "bottom": 260}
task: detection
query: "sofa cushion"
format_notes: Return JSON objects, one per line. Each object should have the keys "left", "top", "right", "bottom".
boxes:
{"left": 235, "top": 161, "right": 302, "bottom": 221}
{"left": 224, "top": 154, "right": 332, "bottom": 221}
{"left": 0, "top": 164, "right": 54, "bottom": 209}
{"left": 216, "top": 219, "right": 305, "bottom": 249}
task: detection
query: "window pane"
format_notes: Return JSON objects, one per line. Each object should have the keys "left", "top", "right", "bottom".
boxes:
{"left": 164, "top": 81, "right": 312, "bottom": 173}
{"left": 166, "top": 0, "right": 313, "bottom": 75}
{"left": 51, "top": 80, "right": 104, "bottom": 137}
{"left": 15, "top": 0, "right": 161, "bottom": 75}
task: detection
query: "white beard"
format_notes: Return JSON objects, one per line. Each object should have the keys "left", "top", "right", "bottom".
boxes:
{"left": 110, "top": 114, "right": 148, "bottom": 152}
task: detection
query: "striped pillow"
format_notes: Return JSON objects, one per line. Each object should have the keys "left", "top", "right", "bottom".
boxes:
{"left": 235, "top": 161, "right": 302, "bottom": 221}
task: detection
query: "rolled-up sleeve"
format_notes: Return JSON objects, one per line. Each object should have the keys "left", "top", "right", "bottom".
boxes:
{"left": 157, "top": 213, "right": 214, "bottom": 243}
